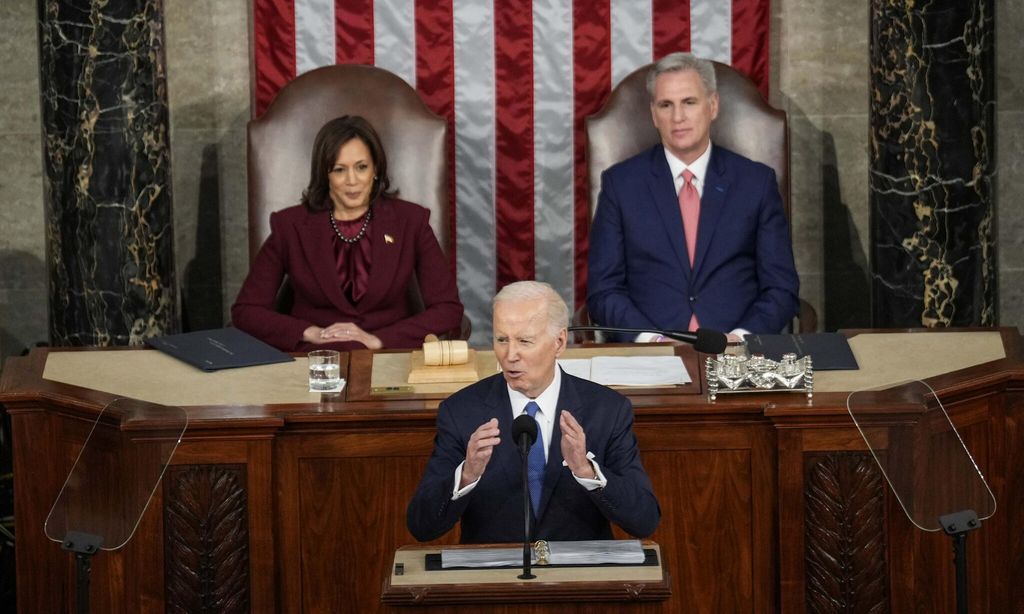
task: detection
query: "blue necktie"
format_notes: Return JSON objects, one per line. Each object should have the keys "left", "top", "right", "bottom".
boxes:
{"left": 524, "top": 401, "right": 545, "bottom": 516}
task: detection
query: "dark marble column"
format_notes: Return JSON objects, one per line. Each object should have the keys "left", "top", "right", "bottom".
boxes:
{"left": 38, "top": 0, "right": 178, "bottom": 346}
{"left": 869, "top": 0, "right": 996, "bottom": 327}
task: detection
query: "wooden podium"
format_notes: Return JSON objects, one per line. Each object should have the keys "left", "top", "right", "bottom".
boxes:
{"left": 381, "top": 543, "right": 670, "bottom": 608}
{"left": 1, "top": 329, "right": 1022, "bottom": 613}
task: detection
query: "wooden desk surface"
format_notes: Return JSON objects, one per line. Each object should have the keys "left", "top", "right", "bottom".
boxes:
{"left": 18, "top": 329, "right": 1014, "bottom": 410}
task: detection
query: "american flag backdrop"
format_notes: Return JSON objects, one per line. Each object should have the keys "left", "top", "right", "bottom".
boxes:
{"left": 252, "top": 0, "right": 771, "bottom": 343}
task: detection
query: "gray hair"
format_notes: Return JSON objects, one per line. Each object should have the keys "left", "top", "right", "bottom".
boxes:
{"left": 646, "top": 52, "right": 717, "bottom": 100}
{"left": 493, "top": 281, "right": 569, "bottom": 337}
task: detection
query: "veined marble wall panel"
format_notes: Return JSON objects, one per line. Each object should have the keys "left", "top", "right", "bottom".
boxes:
{"left": 164, "top": 0, "right": 250, "bottom": 331}
{"left": 38, "top": 0, "right": 178, "bottom": 345}
{"left": 869, "top": 0, "right": 996, "bottom": 327}
{"left": 0, "top": 2, "right": 47, "bottom": 361}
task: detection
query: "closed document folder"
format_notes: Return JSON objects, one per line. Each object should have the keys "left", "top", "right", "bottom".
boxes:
{"left": 146, "top": 327, "right": 294, "bottom": 371}
{"left": 743, "top": 332, "right": 858, "bottom": 371}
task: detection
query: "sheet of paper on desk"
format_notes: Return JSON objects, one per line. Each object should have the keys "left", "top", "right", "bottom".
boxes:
{"left": 590, "top": 356, "right": 691, "bottom": 386}
{"left": 441, "top": 547, "right": 523, "bottom": 568}
{"left": 557, "top": 358, "right": 592, "bottom": 380}
{"left": 545, "top": 539, "right": 645, "bottom": 565}
{"left": 440, "top": 540, "right": 645, "bottom": 568}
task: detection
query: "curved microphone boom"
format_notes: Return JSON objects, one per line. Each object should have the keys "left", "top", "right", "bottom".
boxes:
{"left": 511, "top": 414, "right": 539, "bottom": 580}
{"left": 568, "top": 326, "right": 729, "bottom": 354}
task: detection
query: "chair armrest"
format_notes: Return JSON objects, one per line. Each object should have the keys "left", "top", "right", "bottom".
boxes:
{"left": 796, "top": 298, "right": 818, "bottom": 333}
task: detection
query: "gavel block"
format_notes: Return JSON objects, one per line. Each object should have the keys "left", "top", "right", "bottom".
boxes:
{"left": 407, "top": 335, "right": 480, "bottom": 384}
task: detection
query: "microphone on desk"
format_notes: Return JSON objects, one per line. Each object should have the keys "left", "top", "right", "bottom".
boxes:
{"left": 568, "top": 326, "right": 729, "bottom": 354}
{"left": 511, "top": 414, "right": 538, "bottom": 580}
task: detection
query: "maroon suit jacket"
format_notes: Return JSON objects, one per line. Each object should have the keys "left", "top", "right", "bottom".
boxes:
{"left": 231, "top": 198, "right": 464, "bottom": 351}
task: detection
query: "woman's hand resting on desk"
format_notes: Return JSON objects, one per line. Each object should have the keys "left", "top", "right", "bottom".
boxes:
{"left": 302, "top": 323, "right": 383, "bottom": 350}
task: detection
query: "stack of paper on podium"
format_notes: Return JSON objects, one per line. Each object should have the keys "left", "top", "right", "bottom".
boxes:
{"left": 440, "top": 539, "right": 646, "bottom": 569}
{"left": 557, "top": 355, "right": 690, "bottom": 386}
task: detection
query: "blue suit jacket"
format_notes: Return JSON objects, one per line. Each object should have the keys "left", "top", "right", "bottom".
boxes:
{"left": 406, "top": 371, "right": 660, "bottom": 544}
{"left": 587, "top": 144, "right": 799, "bottom": 337}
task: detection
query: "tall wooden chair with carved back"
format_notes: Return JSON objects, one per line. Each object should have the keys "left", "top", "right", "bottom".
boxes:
{"left": 580, "top": 61, "right": 817, "bottom": 336}
{"left": 247, "top": 64, "right": 468, "bottom": 338}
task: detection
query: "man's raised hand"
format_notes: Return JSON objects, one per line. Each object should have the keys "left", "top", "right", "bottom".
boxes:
{"left": 461, "top": 418, "right": 500, "bottom": 487}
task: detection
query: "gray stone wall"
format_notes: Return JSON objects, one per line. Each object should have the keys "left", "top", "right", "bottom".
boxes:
{"left": 0, "top": 2, "right": 47, "bottom": 360}
{"left": 1, "top": 1, "right": 1020, "bottom": 364}
{"left": 772, "top": 0, "right": 872, "bottom": 330}
{"left": 997, "top": 4, "right": 1024, "bottom": 326}
{"left": 164, "top": 0, "right": 250, "bottom": 333}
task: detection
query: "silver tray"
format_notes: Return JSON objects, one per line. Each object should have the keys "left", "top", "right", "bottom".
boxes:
{"left": 705, "top": 352, "right": 813, "bottom": 401}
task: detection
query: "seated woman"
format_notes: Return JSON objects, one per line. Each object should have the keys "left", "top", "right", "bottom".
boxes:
{"left": 232, "top": 115, "right": 464, "bottom": 351}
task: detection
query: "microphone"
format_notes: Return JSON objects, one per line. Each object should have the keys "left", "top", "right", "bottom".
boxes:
{"left": 512, "top": 414, "right": 538, "bottom": 455}
{"left": 568, "top": 325, "right": 728, "bottom": 354}
{"left": 511, "top": 414, "right": 538, "bottom": 580}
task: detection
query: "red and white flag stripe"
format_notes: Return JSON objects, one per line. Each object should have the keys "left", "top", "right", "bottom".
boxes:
{"left": 253, "top": 0, "right": 770, "bottom": 343}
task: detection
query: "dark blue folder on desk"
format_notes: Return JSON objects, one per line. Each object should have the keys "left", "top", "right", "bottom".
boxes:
{"left": 145, "top": 327, "right": 294, "bottom": 371}
{"left": 743, "top": 332, "right": 859, "bottom": 371}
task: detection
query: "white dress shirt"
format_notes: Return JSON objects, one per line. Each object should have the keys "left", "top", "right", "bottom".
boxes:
{"left": 665, "top": 141, "right": 711, "bottom": 199}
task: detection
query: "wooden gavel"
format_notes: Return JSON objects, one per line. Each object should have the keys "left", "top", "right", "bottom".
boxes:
{"left": 422, "top": 334, "right": 470, "bottom": 366}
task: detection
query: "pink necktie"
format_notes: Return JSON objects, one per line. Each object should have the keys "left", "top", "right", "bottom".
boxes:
{"left": 680, "top": 170, "right": 700, "bottom": 331}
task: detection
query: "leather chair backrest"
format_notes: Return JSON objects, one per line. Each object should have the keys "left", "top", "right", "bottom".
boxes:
{"left": 586, "top": 61, "right": 789, "bottom": 220}
{"left": 247, "top": 64, "right": 448, "bottom": 261}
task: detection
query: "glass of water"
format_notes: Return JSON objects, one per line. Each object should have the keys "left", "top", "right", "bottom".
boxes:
{"left": 308, "top": 349, "right": 342, "bottom": 392}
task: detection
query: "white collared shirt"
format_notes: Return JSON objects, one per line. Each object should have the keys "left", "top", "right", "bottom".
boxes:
{"left": 664, "top": 141, "right": 712, "bottom": 198}
{"left": 452, "top": 368, "right": 606, "bottom": 499}
{"left": 506, "top": 367, "right": 562, "bottom": 463}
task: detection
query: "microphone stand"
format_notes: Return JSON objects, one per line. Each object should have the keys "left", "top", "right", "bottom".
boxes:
{"left": 62, "top": 531, "right": 103, "bottom": 614}
{"left": 518, "top": 436, "right": 535, "bottom": 580}
{"left": 940, "top": 510, "right": 981, "bottom": 614}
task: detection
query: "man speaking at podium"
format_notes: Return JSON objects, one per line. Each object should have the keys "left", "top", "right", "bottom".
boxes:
{"left": 407, "top": 281, "right": 660, "bottom": 543}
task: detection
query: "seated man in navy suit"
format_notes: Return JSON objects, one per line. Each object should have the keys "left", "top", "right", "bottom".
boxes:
{"left": 407, "top": 281, "right": 660, "bottom": 543}
{"left": 587, "top": 52, "right": 800, "bottom": 341}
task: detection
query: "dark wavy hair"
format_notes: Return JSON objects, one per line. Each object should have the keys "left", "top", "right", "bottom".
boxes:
{"left": 301, "top": 115, "right": 397, "bottom": 211}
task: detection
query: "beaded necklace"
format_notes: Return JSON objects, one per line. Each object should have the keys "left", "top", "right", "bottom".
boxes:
{"left": 329, "top": 207, "right": 373, "bottom": 244}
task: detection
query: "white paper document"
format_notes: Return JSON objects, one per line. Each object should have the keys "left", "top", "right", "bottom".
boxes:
{"left": 440, "top": 546, "right": 523, "bottom": 568}
{"left": 543, "top": 539, "right": 646, "bottom": 565}
{"left": 589, "top": 355, "right": 690, "bottom": 386}
{"left": 440, "top": 539, "right": 646, "bottom": 568}
{"left": 557, "top": 356, "right": 690, "bottom": 387}
{"left": 556, "top": 358, "right": 592, "bottom": 380}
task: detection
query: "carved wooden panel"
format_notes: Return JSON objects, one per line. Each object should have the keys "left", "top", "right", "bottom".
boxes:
{"left": 164, "top": 464, "right": 250, "bottom": 614}
{"left": 804, "top": 452, "right": 889, "bottom": 613}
